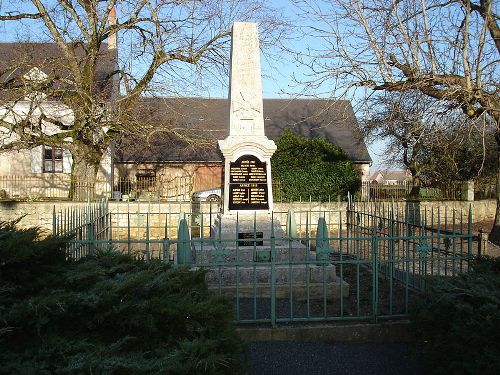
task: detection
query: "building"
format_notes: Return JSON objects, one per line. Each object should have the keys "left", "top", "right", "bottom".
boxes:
{"left": 113, "top": 97, "right": 372, "bottom": 199}
{"left": 0, "top": 43, "right": 371, "bottom": 200}
{"left": 0, "top": 42, "right": 117, "bottom": 198}
{"left": 370, "top": 169, "right": 412, "bottom": 185}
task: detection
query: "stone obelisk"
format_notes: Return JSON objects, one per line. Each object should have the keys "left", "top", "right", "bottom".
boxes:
{"left": 218, "top": 22, "right": 276, "bottom": 215}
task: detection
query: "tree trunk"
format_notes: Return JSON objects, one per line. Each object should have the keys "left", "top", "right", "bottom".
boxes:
{"left": 70, "top": 150, "right": 98, "bottom": 202}
{"left": 403, "top": 147, "right": 421, "bottom": 201}
{"left": 406, "top": 170, "right": 421, "bottom": 230}
{"left": 408, "top": 172, "right": 421, "bottom": 201}
{"left": 488, "top": 131, "right": 500, "bottom": 245}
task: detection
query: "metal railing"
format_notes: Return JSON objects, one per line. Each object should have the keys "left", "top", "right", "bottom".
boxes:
{"left": 0, "top": 174, "right": 75, "bottom": 200}
{"left": 362, "top": 181, "right": 467, "bottom": 201}
{"left": 52, "top": 200, "right": 111, "bottom": 259}
{"left": 0, "top": 175, "right": 192, "bottom": 202}
{"left": 52, "top": 200, "right": 476, "bottom": 326}
{"left": 1, "top": 175, "right": 495, "bottom": 202}
{"left": 112, "top": 176, "right": 192, "bottom": 202}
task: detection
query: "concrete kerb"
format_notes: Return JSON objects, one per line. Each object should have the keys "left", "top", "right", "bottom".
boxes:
{"left": 236, "top": 320, "right": 414, "bottom": 343}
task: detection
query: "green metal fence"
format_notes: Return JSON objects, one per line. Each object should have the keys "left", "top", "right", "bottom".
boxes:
{"left": 52, "top": 200, "right": 477, "bottom": 326}
{"left": 52, "top": 200, "right": 111, "bottom": 259}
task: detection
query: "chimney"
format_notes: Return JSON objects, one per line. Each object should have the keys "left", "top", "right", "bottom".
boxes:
{"left": 108, "top": 7, "right": 117, "bottom": 49}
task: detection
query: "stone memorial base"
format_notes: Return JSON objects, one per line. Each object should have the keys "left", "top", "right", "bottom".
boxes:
{"left": 193, "top": 240, "right": 310, "bottom": 264}
{"left": 211, "top": 213, "right": 285, "bottom": 241}
{"left": 202, "top": 264, "right": 349, "bottom": 300}
{"left": 187, "top": 212, "right": 350, "bottom": 301}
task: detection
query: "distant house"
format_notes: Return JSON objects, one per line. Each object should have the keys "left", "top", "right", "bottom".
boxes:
{"left": 0, "top": 43, "right": 372, "bottom": 200}
{"left": 370, "top": 169, "right": 411, "bottom": 185}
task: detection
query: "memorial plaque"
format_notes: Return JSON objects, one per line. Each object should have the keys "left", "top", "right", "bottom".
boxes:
{"left": 238, "top": 232, "right": 264, "bottom": 246}
{"left": 228, "top": 155, "right": 269, "bottom": 210}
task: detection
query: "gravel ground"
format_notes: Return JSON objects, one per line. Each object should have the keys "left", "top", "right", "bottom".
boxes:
{"left": 244, "top": 341, "right": 425, "bottom": 375}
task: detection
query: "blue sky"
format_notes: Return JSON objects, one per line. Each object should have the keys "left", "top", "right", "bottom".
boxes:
{"left": 0, "top": 0, "right": 387, "bottom": 172}
{"left": 259, "top": 0, "right": 387, "bottom": 171}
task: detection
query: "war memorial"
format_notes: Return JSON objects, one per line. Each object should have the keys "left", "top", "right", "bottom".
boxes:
{"left": 182, "top": 22, "right": 348, "bottom": 301}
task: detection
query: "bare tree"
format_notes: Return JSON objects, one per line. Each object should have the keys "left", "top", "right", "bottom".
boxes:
{"left": 0, "top": 0, "right": 283, "bottom": 200}
{"left": 363, "top": 91, "right": 436, "bottom": 198}
{"left": 418, "top": 114, "right": 497, "bottom": 184}
{"left": 293, "top": 0, "right": 500, "bottom": 240}
{"left": 364, "top": 91, "right": 496, "bottom": 197}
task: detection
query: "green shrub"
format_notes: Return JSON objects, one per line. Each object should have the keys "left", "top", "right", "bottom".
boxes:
{"left": 272, "top": 129, "right": 361, "bottom": 201}
{"left": 0, "top": 220, "right": 242, "bottom": 374}
{"left": 411, "top": 257, "right": 500, "bottom": 375}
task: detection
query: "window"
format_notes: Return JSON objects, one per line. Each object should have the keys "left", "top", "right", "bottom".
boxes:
{"left": 43, "top": 145, "right": 64, "bottom": 173}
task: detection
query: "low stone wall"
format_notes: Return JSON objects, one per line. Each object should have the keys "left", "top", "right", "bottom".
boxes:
{"left": 0, "top": 200, "right": 496, "bottom": 233}
{"left": 358, "top": 200, "right": 496, "bottom": 225}
{"left": 0, "top": 201, "right": 93, "bottom": 232}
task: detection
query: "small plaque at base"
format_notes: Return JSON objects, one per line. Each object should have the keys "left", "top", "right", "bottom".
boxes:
{"left": 238, "top": 231, "right": 263, "bottom": 246}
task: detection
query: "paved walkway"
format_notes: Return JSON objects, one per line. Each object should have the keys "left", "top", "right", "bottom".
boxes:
{"left": 245, "top": 341, "right": 424, "bottom": 375}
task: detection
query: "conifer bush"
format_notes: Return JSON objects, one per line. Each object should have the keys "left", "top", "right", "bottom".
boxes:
{"left": 411, "top": 257, "right": 500, "bottom": 375}
{"left": 0, "top": 220, "right": 242, "bottom": 374}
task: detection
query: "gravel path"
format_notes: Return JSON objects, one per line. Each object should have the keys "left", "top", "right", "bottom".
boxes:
{"left": 245, "top": 341, "right": 424, "bottom": 375}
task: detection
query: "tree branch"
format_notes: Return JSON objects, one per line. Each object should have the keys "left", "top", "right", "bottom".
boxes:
{"left": 468, "top": 0, "right": 500, "bottom": 54}
{"left": 0, "top": 12, "right": 42, "bottom": 20}
{"left": 119, "top": 28, "right": 231, "bottom": 110}
{"left": 31, "top": 0, "right": 81, "bottom": 84}
{"left": 59, "top": 0, "right": 91, "bottom": 41}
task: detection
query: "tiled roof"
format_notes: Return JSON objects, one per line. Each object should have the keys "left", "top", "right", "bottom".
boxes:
{"left": 113, "top": 97, "right": 372, "bottom": 164}
{"left": 371, "top": 170, "right": 411, "bottom": 181}
{"left": 0, "top": 42, "right": 118, "bottom": 100}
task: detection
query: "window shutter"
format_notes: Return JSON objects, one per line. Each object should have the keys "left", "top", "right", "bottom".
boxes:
{"left": 30, "top": 146, "right": 43, "bottom": 173}
{"left": 63, "top": 149, "right": 73, "bottom": 173}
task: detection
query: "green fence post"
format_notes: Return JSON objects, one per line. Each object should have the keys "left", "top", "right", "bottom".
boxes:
{"left": 163, "top": 238, "right": 170, "bottom": 263}
{"left": 127, "top": 209, "right": 131, "bottom": 255}
{"left": 371, "top": 224, "right": 378, "bottom": 323}
{"left": 87, "top": 222, "right": 95, "bottom": 256}
{"left": 316, "top": 217, "right": 331, "bottom": 265}
{"left": 271, "top": 234, "right": 276, "bottom": 328}
{"left": 468, "top": 204, "right": 473, "bottom": 259}
{"left": 52, "top": 205, "right": 57, "bottom": 236}
{"left": 316, "top": 217, "right": 332, "bottom": 318}
{"left": 145, "top": 211, "right": 150, "bottom": 261}
{"left": 287, "top": 209, "right": 297, "bottom": 238}
{"left": 108, "top": 208, "right": 112, "bottom": 251}
{"left": 177, "top": 218, "right": 192, "bottom": 265}
{"left": 389, "top": 204, "right": 395, "bottom": 315}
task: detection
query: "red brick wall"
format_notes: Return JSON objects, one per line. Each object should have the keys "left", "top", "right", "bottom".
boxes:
{"left": 193, "top": 165, "right": 222, "bottom": 192}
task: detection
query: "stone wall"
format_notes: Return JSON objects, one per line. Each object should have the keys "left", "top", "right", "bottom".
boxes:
{"left": 355, "top": 200, "right": 495, "bottom": 225}
{"left": 1, "top": 200, "right": 496, "bottom": 233}
{"left": 0, "top": 201, "right": 92, "bottom": 232}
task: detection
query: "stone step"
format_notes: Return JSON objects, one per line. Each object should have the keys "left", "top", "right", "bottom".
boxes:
{"left": 192, "top": 241, "right": 312, "bottom": 263}
{"left": 203, "top": 264, "right": 338, "bottom": 285}
{"left": 207, "top": 280, "right": 350, "bottom": 301}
